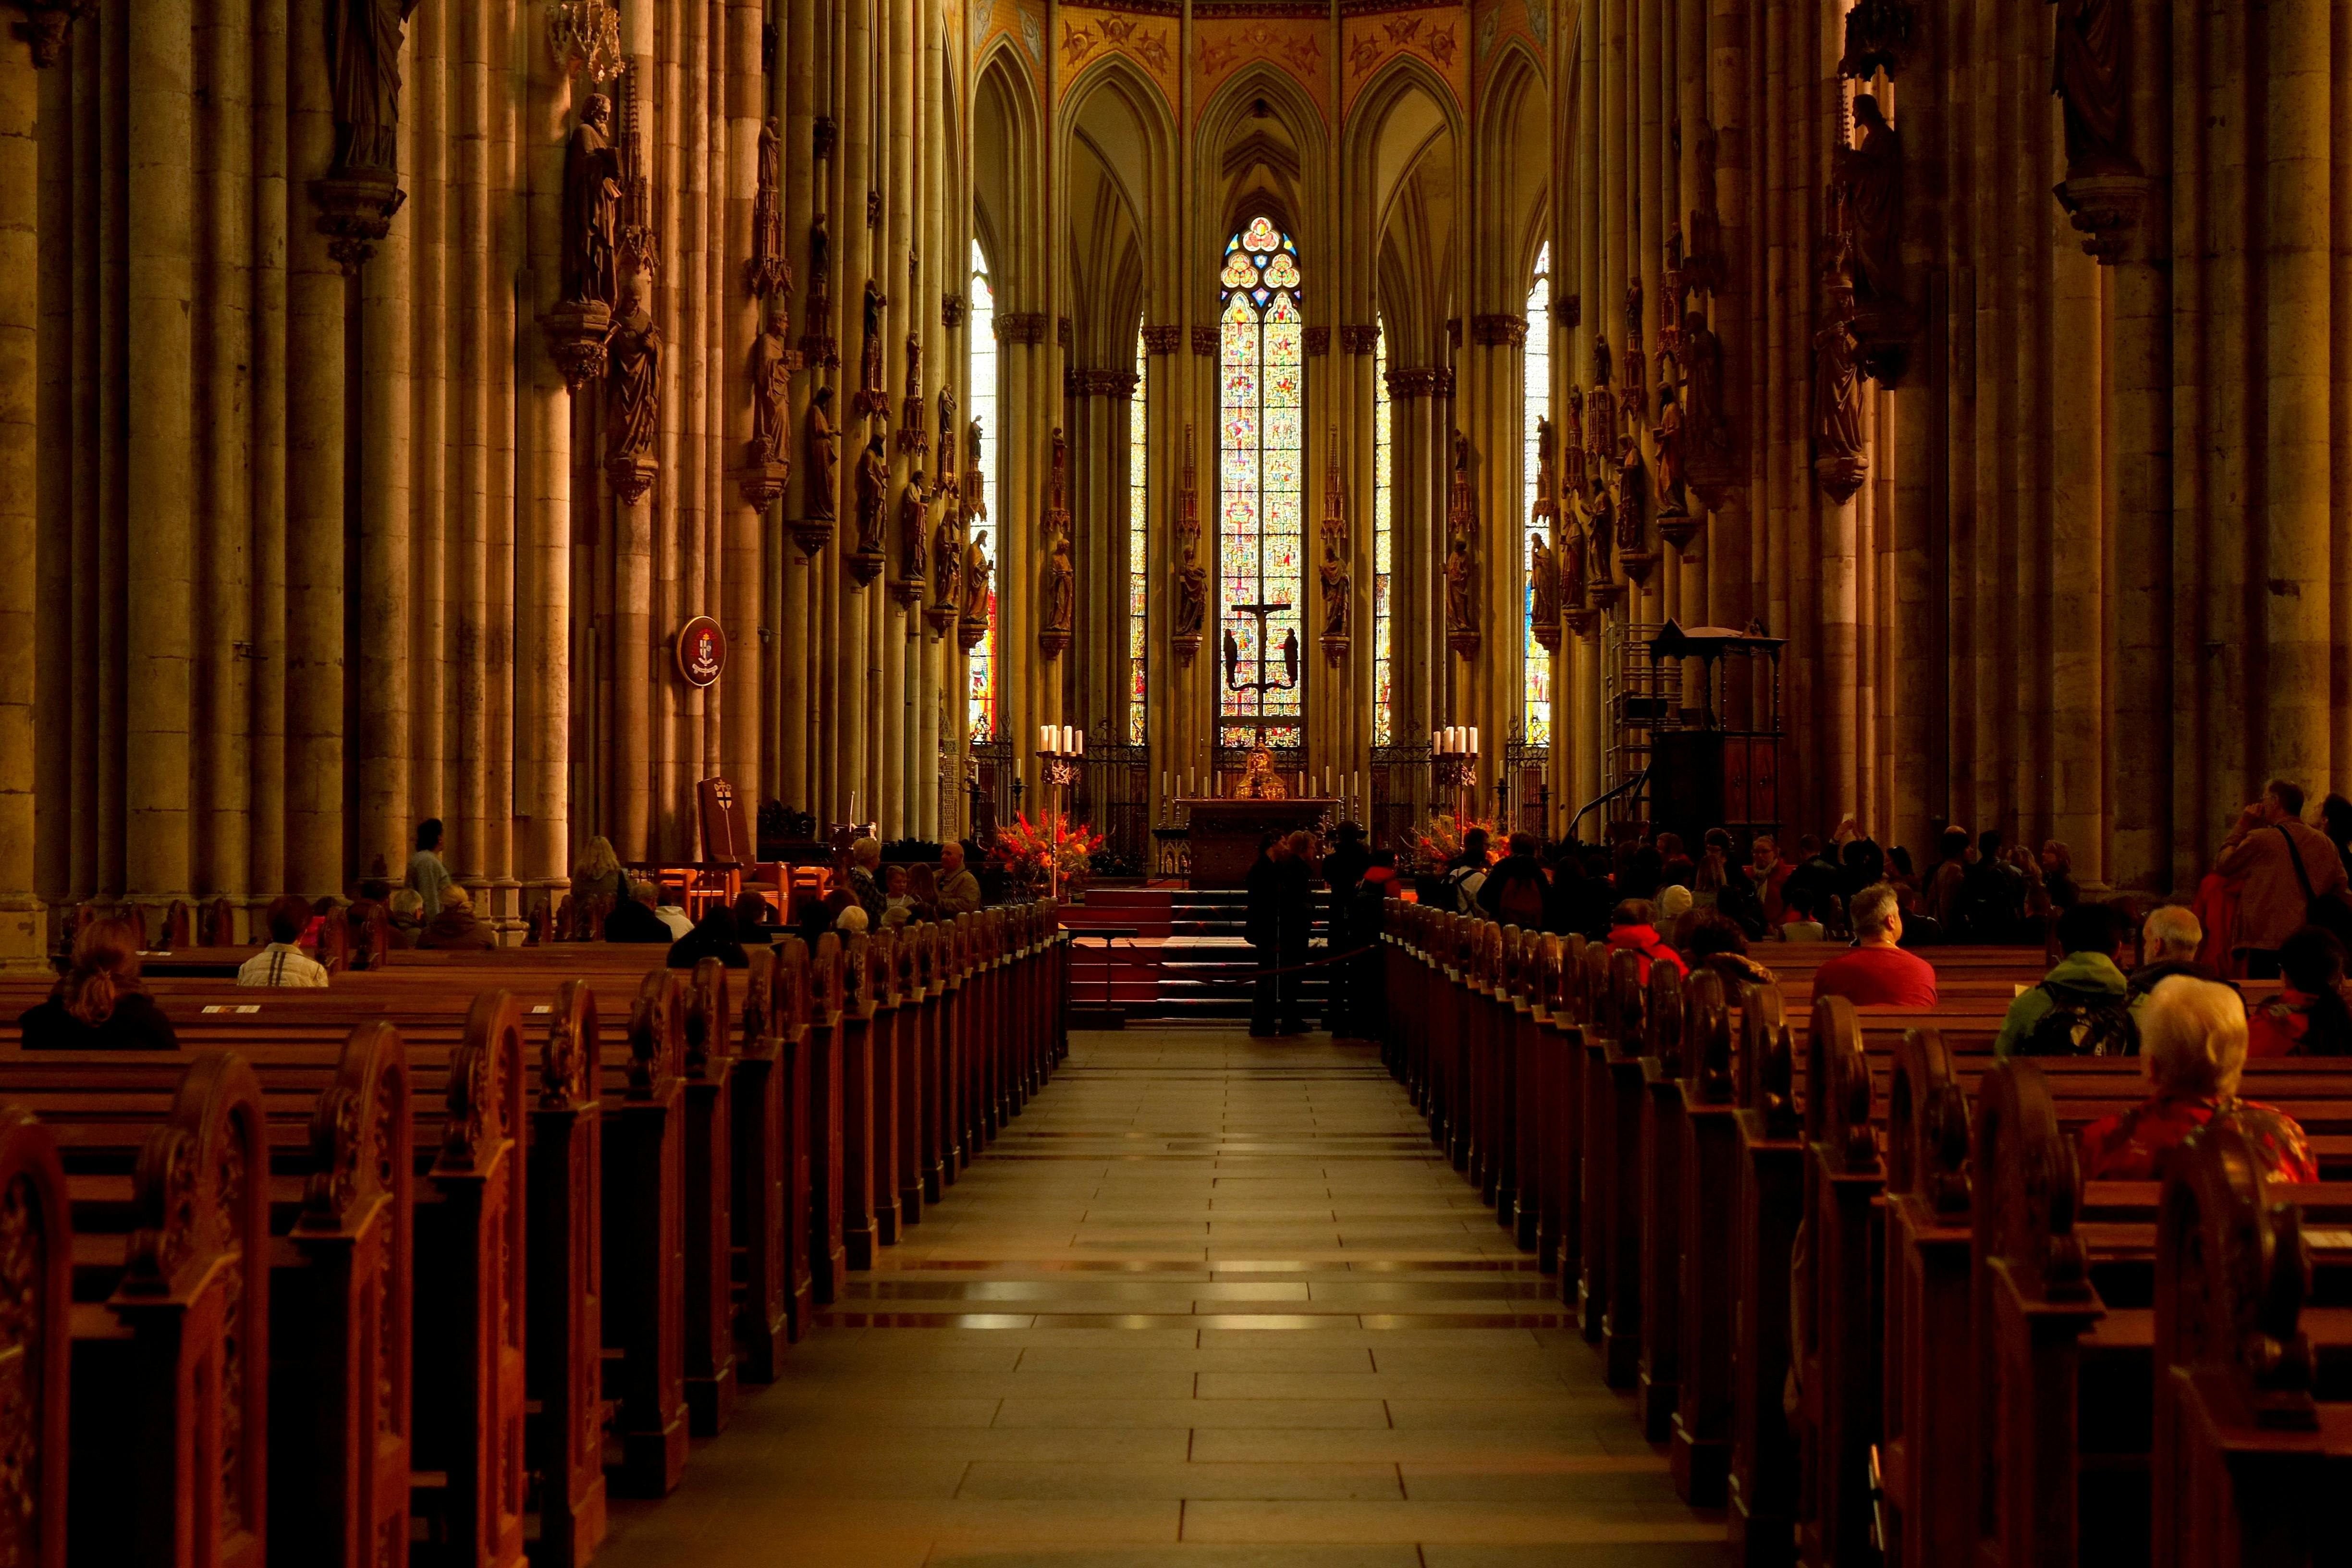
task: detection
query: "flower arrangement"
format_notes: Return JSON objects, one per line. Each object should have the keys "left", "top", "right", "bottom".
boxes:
{"left": 1409, "top": 812, "right": 1498, "bottom": 871}
{"left": 989, "top": 812, "right": 1104, "bottom": 895}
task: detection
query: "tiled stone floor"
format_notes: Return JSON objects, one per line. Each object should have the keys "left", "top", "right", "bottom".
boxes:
{"left": 593, "top": 1026, "right": 1726, "bottom": 1566}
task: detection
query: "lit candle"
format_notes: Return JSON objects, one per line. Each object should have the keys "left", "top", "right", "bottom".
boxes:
{"left": 1074, "top": 729, "right": 1084, "bottom": 755}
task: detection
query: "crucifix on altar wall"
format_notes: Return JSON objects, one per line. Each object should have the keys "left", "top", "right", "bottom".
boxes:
{"left": 1221, "top": 600, "right": 1300, "bottom": 697}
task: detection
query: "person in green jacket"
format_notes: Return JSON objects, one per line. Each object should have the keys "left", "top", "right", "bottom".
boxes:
{"left": 1995, "top": 901, "right": 2137, "bottom": 1057}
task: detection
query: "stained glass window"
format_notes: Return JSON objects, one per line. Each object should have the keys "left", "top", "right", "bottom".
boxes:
{"left": 1372, "top": 319, "right": 1395, "bottom": 747}
{"left": 1127, "top": 329, "right": 1148, "bottom": 745}
{"left": 967, "top": 239, "right": 999, "bottom": 743}
{"left": 1217, "top": 217, "right": 1305, "bottom": 748}
{"left": 1523, "top": 245, "right": 1552, "bottom": 747}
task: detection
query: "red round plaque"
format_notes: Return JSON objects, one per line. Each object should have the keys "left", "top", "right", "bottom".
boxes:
{"left": 676, "top": 616, "right": 726, "bottom": 687}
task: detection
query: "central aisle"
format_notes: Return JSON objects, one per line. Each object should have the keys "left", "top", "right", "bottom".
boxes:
{"left": 595, "top": 1027, "right": 1727, "bottom": 1566}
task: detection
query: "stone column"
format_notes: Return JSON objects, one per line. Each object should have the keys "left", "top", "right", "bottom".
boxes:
{"left": 724, "top": 0, "right": 764, "bottom": 808}
{"left": 2263, "top": 0, "right": 2331, "bottom": 790}
{"left": 287, "top": 0, "right": 347, "bottom": 898}
{"left": 125, "top": 0, "right": 195, "bottom": 916}
{"left": 0, "top": 14, "right": 45, "bottom": 961}
{"left": 521, "top": 3, "right": 576, "bottom": 897}
{"left": 359, "top": 7, "right": 415, "bottom": 884}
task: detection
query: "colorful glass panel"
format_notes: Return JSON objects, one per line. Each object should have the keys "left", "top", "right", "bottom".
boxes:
{"left": 1218, "top": 220, "right": 1306, "bottom": 736}
{"left": 967, "top": 240, "right": 999, "bottom": 742}
{"left": 1372, "top": 320, "right": 1394, "bottom": 746}
{"left": 1523, "top": 246, "right": 1552, "bottom": 747}
{"left": 1127, "top": 331, "right": 1149, "bottom": 746}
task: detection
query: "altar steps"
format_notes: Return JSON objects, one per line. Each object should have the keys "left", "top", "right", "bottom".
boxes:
{"left": 1063, "top": 886, "right": 1334, "bottom": 1021}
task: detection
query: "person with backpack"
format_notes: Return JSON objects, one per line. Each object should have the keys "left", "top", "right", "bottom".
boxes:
{"left": 2248, "top": 925, "right": 2352, "bottom": 1057}
{"left": 2212, "top": 778, "right": 2352, "bottom": 978}
{"left": 1438, "top": 827, "right": 1492, "bottom": 915}
{"left": 1604, "top": 899, "right": 1688, "bottom": 985}
{"left": 1995, "top": 901, "right": 2138, "bottom": 1057}
{"left": 1477, "top": 832, "right": 1551, "bottom": 928}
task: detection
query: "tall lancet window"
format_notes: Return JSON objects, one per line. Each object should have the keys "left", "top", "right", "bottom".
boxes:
{"left": 1372, "top": 319, "right": 1396, "bottom": 747}
{"left": 967, "top": 239, "right": 999, "bottom": 742}
{"left": 1127, "top": 329, "right": 1149, "bottom": 744}
{"left": 1217, "top": 216, "right": 1305, "bottom": 747}
{"left": 1522, "top": 244, "right": 1552, "bottom": 747}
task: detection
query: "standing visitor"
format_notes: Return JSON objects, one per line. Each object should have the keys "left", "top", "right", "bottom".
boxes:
{"left": 2212, "top": 780, "right": 2351, "bottom": 979}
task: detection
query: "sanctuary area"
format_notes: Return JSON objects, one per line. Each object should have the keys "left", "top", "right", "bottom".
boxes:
{"left": 2, "top": 0, "right": 2350, "bottom": 1564}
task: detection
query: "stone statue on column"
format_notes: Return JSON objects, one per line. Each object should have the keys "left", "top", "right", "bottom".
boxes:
{"left": 1531, "top": 531, "right": 1561, "bottom": 647}
{"left": 804, "top": 386, "right": 839, "bottom": 520}
{"left": 1532, "top": 416, "right": 1557, "bottom": 525}
{"left": 1042, "top": 531, "right": 1076, "bottom": 651}
{"left": 327, "top": 0, "right": 420, "bottom": 177}
{"left": 1318, "top": 441, "right": 1349, "bottom": 658}
{"left": 935, "top": 384, "right": 958, "bottom": 495}
{"left": 1836, "top": 95, "right": 1903, "bottom": 305}
{"left": 895, "top": 472, "right": 930, "bottom": 602}
{"left": 604, "top": 283, "right": 662, "bottom": 503}
{"left": 855, "top": 279, "right": 888, "bottom": 415}
{"left": 2051, "top": 0, "right": 2128, "bottom": 174}
{"left": 749, "top": 309, "right": 795, "bottom": 466}
{"left": 1172, "top": 424, "right": 1205, "bottom": 663}
{"left": 962, "top": 531, "right": 993, "bottom": 626}
{"left": 1445, "top": 430, "right": 1479, "bottom": 655}
{"left": 803, "top": 213, "right": 836, "bottom": 365}
{"left": 1047, "top": 426, "right": 1071, "bottom": 520}
{"left": 933, "top": 504, "right": 963, "bottom": 608}
{"left": 563, "top": 95, "right": 623, "bottom": 308}
{"left": 963, "top": 417, "right": 987, "bottom": 523}
{"left": 1813, "top": 276, "right": 1869, "bottom": 503}
{"left": 1562, "top": 507, "right": 1592, "bottom": 629}
{"left": 852, "top": 432, "right": 889, "bottom": 580}
{"left": 1176, "top": 559, "right": 1207, "bottom": 643}
{"left": 747, "top": 118, "right": 792, "bottom": 298}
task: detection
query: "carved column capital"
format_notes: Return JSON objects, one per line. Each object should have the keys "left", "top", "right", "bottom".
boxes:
{"left": 1470, "top": 313, "right": 1528, "bottom": 347}
{"left": 1302, "top": 326, "right": 1329, "bottom": 356}
{"left": 308, "top": 175, "right": 408, "bottom": 274}
{"left": 997, "top": 312, "right": 1048, "bottom": 345}
{"left": 1064, "top": 368, "right": 1133, "bottom": 399}
{"left": 1140, "top": 324, "right": 1183, "bottom": 354}
{"left": 2053, "top": 172, "right": 2157, "bottom": 267}
{"left": 10, "top": 0, "right": 90, "bottom": 65}
{"left": 1338, "top": 324, "right": 1378, "bottom": 355}
{"left": 1190, "top": 326, "right": 1218, "bottom": 356}
{"left": 941, "top": 292, "right": 967, "bottom": 329}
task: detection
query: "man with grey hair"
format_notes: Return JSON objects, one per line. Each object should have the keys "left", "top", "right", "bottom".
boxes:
{"left": 1808, "top": 881, "right": 1939, "bottom": 1006}
{"left": 2126, "top": 903, "right": 2222, "bottom": 1005}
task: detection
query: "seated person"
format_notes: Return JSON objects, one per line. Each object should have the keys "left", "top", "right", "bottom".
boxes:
{"left": 882, "top": 864, "right": 916, "bottom": 929}
{"left": 2128, "top": 904, "right": 2220, "bottom": 1002}
{"left": 2248, "top": 925, "right": 2352, "bottom": 1057}
{"left": 237, "top": 894, "right": 332, "bottom": 988}
{"left": 1890, "top": 882, "right": 1942, "bottom": 945}
{"left": 2078, "top": 975, "right": 2318, "bottom": 1182}
{"left": 418, "top": 883, "right": 500, "bottom": 951}
{"left": 1810, "top": 884, "right": 1939, "bottom": 1007}
{"left": 1681, "top": 909, "right": 1776, "bottom": 991}
{"left": 19, "top": 913, "right": 179, "bottom": 1050}
{"left": 732, "top": 891, "right": 777, "bottom": 946}
{"left": 653, "top": 892, "right": 694, "bottom": 942}
{"left": 345, "top": 877, "right": 392, "bottom": 944}
{"left": 1995, "top": 901, "right": 2135, "bottom": 1057}
{"left": 835, "top": 903, "right": 870, "bottom": 935}
{"left": 668, "top": 906, "right": 749, "bottom": 969}
{"left": 937, "top": 842, "right": 982, "bottom": 915}
{"left": 387, "top": 887, "right": 427, "bottom": 947}
{"left": 606, "top": 879, "right": 672, "bottom": 943}
{"left": 1604, "top": 899, "right": 1687, "bottom": 984}
{"left": 1776, "top": 884, "right": 1827, "bottom": 943}
{"left": 907, "top": 864, "right": 943, "bottom": 924}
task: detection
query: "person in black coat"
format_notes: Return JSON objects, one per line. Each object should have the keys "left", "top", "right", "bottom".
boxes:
{"left": 605, "top": 879, "right": 672, "bottom": 943}
{"left": 1321, "top": 823, "right": 1371, "bottom": 1035}
{"left": 1276, "top": 831, "right": 1318, "bottom": 1034}
{"left": 668, "top": 906, "right": 750, "bottom": 969}
{"left": 20, "top": 912, "right": 179, "bottom": 1051}
{"left": 1245, "top": 836, "right": 1288, "bottom": 1037}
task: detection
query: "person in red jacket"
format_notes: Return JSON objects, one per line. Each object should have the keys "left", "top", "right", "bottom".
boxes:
{"left": 1604, "top": 899, "right": 1687, "bottom": 984}
{"left": 1809, "top": 883, "right": 1938, "bottom": 1006}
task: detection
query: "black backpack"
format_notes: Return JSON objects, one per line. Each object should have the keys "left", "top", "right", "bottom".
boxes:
{"left": 2022, "top": 980, "right": 2138, "bottom": 1057}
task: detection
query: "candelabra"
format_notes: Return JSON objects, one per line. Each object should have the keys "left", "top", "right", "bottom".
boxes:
{"left": 1036, "top": 725, "right": 1085, "bottom": 903}
{"left": 1432, "top": 725, "right": 1482, "bottom": 831}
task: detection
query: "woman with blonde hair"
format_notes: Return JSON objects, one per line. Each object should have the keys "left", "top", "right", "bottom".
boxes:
{"left": 571, "top": 834, "right": 627, "bottom": 903}
{"left": 18, "top": 911, "right": 179, "bottom": 1050}
{"left": 2076, "top": 975, "right": 2316, "bottom": 1182}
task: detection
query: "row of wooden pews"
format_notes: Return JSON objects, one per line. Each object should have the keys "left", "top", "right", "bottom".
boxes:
{"left": 0, "top": 901, "right": 1068, "bottom": 1568}
{"left": 1376, "top": 900, "right": 2352, "bottom": 1568}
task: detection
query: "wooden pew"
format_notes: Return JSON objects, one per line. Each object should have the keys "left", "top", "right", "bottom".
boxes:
{"left": 0, "top": 1104, "right": 69, "bottom": 1568}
